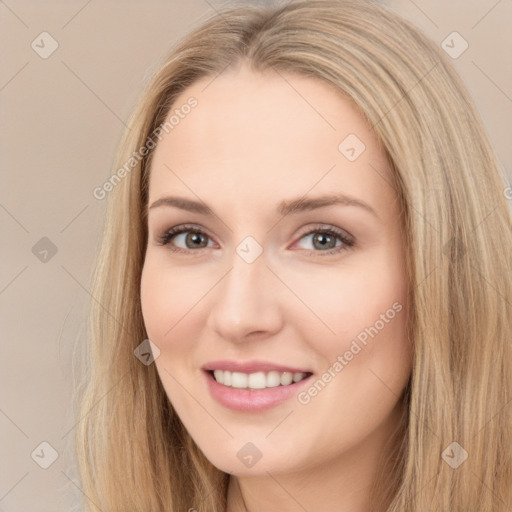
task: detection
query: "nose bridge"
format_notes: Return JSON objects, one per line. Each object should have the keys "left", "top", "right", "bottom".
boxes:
{"left": 221, "top": 241, "right": 269, "bottom": 316}
{"left": 207, "top": 239, "right": 282, "bottom": 340}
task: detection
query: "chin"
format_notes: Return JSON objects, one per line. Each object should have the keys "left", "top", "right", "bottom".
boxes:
{"left": 190, "top": 435, "right": 307, "bottom": 476}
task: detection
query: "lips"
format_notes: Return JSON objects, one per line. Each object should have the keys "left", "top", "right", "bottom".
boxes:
{"left": 202, "top": 359, "right": 314, "bottom": 412}
{"left": 202, "top": 359, "right": 312, "bottom": 374}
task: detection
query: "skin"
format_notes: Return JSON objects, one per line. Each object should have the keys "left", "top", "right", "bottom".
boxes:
{"left": 140, "top": 62, "right": 412, "bottom": 512}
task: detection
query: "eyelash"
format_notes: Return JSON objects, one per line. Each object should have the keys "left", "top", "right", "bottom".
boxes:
{"left": 157, "top": 223, "right": 355, "bottom": 257}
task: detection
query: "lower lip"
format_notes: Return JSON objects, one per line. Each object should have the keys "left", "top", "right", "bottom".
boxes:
{"left": 203, "top": 371, "right": 313, "bottom": 412}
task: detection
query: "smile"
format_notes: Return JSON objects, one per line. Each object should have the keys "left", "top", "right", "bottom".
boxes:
{"left": 210, "top": 369, "right": 310, "bottom": 389}
{"left": 202, "top": 361, "right": 314, "bottom": 412}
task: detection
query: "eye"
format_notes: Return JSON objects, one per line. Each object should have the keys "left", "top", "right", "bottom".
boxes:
{"left": 156, "top": 223, "right": 354, "bottom": 256}
{"left": 293, "top": 224, "right": 354, "bottom": 256}
{"left": 157, "top": 224, "right": 215, "bottom": 253}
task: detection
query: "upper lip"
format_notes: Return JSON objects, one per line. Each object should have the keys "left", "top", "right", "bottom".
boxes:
{"left": 202, "top": 360, "right": 312, "bottom": 374}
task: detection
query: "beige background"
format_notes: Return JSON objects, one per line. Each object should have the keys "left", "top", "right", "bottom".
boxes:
{"left": 1, "top": 1, "right": 510, "bottom": 510}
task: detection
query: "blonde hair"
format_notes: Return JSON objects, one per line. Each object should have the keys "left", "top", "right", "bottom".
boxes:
{"left": 74, "top": 1, "right": 512, "bottom": 510}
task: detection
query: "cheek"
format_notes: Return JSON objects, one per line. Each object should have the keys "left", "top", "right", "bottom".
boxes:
{"left": 290, "top": 255, "right": 410, "bottom": 454}
{"left": 286, "top": 249, "right": 409, "bottom": 362}
{"left": 140, "top": 258, "right": 200, "bottom": 406}
{"left": 140, "top": 255, "right": 207, "bottom": 342}
{"left": 140, "top": 262, "right": 170, "bottom": 342}
{"left": 139, "top": 254, "right": 219, "bottom": 400}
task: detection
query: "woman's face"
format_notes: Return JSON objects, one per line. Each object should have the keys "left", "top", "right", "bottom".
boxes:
{"left": 140, "top": 63, "right": 412, "bottom": 476}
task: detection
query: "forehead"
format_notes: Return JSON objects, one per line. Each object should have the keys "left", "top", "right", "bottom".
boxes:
{"left": 147, "top": 64, "right": 395, "bottom": 219}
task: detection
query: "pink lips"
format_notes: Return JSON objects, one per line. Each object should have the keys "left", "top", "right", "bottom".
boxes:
{"left": 202, "top": 359, "right": 311, "bottom": 374}
{"left": 202, "top": 359, "right": 313, "bottom": 412}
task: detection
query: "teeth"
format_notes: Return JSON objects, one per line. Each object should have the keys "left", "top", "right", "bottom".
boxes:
{"left": 211, "top": 370, "right": 309, "bottom": 389}
{"left": 266, "top": 371, "right": 281, "bottom": 388}
{"left": 231, "top": 372, "right": 247, "bottom": 388}
{"left": 293, "top": 372, "right": 305, "bottom": 383}
{"left": 280, "top": 372, "right": 293, "bottom": 386}
{"left": 248, "top": 372, "right": 267, "bottom": 389}
{"left": 213, "top": 370, "right": 224, "bottom": 384}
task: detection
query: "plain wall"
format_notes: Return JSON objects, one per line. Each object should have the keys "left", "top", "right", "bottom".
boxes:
{"left": 1, "top": 1, "right": 510, "bottom": 510}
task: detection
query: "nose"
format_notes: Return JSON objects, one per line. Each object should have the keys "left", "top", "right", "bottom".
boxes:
{"left": 206, "top": 244, "right": 283, "bottom": 343}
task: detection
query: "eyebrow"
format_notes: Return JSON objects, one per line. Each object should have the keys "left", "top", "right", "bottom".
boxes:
{"left": 148, "top": 193, "right": 379, "bottom": 219}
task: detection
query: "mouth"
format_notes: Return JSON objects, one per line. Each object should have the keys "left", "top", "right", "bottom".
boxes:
{"left": 202, "top": 361, "right": 314, "bottom": 412}
{"left": 205, "top": 369, "right": 313, "bottom": 390}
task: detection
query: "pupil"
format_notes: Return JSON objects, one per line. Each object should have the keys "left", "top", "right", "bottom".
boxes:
{"left": 315, "top": 233, "right": 334, "bottom": 249}
{"left": 188, "top": 232, "right": 205, "bottom": 248}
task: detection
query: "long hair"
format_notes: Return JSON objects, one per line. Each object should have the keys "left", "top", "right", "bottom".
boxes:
{"left": 74, "top": 1, "right": 512, "bottom": 510}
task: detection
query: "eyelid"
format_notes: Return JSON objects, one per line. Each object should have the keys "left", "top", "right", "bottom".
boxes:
{"left": 293, "top": 223, "right": 354, "bottom": 244}
{"left": 156, "top": 223, "right": 216, "bottom": 248}
{"left": 290, "top": 224, "right": 355, "bottom": 256}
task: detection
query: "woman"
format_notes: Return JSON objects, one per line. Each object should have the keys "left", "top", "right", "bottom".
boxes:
{"left": 75, "top": 1, "right": 512, "bottom": 510}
